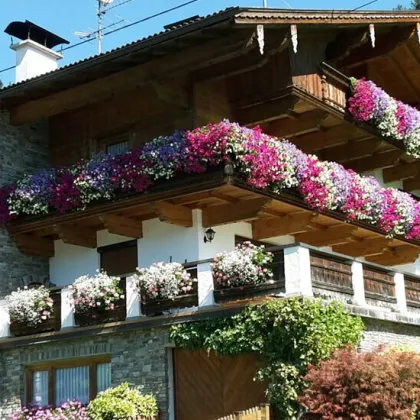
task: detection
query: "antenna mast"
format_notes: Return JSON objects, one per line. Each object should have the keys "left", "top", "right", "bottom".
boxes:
{"left": 98, "top": 0, "right": 103, "bottom": 54}
{"left": 263, "top": 0, "right": 268, "bottom": 6}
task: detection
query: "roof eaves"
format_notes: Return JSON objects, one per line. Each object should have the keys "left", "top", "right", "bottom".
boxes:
{"left": 0, "top": 6, "right": 243, "bottom": 97}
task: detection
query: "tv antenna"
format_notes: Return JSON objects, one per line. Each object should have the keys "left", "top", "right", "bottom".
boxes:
{"left": 75, "top": 0, "right": 134, "bottom": 54}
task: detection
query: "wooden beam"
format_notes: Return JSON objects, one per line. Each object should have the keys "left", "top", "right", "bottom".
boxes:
{"left": 333, "top": 237, "right": 391, "bottom": 257}
{"left": 234, "top": 95, "right": 299, "bottom": 126}
{"left": 366, "top": 246, "right": 419, "bottom": 266}
{"left": 252, "top": 212, "right": 313, "bottom": 240}
{"left": 403, "top": 176, "right": 420, "bottom": 192}
{"left": 292, "top": 125, "right": 350, "bottom": 153}
{"left": 262, "top": 110, "right": 327, "bottom": 139}
{"left": 326, "top": 27, "right": 370, "bottom": 63}
{"left": 295, "top": 224, "right": 356, "bottom": 247}
{"left": 202, "top": 198, "right": 271, "bottom": 227}
{"left": 388, "top": 54, "right": 420, "bottom": 102}
{"left": 337, "top": 25, "right": 417, "bottom": 69}
{"left": 53, "top": 225, "right": 97, "bottom": 248}
{"left": 322, "top": 138, "right": 380, "bottom": 163}
{"left": 383, "top": 161, "right": 420, "bottom": 183}
{"left": 149, "top": 78, "right": 190, "bottom": 109}
{"left": 344, "top": 150, "right": 402, "bottom": 173}
{"left": 12, "top": 234, "right": 54, "bottom": 258}
{"left": 153, "top": 202, "right": 193, "bottom": 227}
{"left": 100, "top": 215, "right": 143, "bottom": 238}
{"left": 9, "top": 31, "right": 250, "bottom": 125}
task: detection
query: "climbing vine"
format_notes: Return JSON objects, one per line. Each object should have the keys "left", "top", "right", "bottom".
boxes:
{"left": 170, "top": 298, "right": 364, "bottom": 419}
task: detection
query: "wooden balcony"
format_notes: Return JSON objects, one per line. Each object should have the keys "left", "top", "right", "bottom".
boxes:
{"left": 1, "top": 243, "right": 420, "bottom": 346}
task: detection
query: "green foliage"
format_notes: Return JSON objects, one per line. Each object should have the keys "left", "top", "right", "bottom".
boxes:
{"left": 87, "top": 382, "right": 158, "bottom": 420}
{"left": 170, "top": 298, "right": 364, "bottom": 419}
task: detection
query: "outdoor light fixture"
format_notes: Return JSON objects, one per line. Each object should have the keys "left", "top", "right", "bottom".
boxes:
{"left": 204, "top": 228, "right": 216, "bottom": 243}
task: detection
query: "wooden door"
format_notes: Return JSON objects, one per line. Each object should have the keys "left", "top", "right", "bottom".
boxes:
{"left": 174, "top": 349, "right": 266, "bottom": 420}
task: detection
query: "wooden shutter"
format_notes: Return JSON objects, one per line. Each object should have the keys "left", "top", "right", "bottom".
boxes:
{"left": 98, "top": 240, "right": 138, "bottom": 276}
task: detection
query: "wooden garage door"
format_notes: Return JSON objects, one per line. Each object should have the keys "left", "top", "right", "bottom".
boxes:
{"left": 174, "top": 348, "right": 266, "bottom": 420}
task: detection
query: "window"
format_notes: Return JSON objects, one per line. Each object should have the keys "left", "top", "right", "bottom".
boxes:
{"left": 106, "top": 140, "right": 129, "bottom": 156}
{"left": 26, "top": 357, "right": 111, "bottom": 406}
{"left": 98, "top": 240, "right": 138, "bottom": 277}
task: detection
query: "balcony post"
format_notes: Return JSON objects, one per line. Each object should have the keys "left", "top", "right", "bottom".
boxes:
{"left": 351, "top": 261, "right": 366, "bottom": 306}
{"left": 60, "top": 287, "right": 75, "bottom": 329}
{"left": 198, "top": 262, "right": 215, "bottom": 307}
{"left": 284, "top": 246, "right": 313, "bottom": 297}
{"left": 0, "top": 305, "right": 10, "bottom": 338}
{"left": 394, "top": 272, "right": 407, "bottom": 313}
{"left": 126, "top": 275, "right": 142, "bottom": 319}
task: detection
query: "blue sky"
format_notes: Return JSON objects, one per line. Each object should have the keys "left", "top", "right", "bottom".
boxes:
{"left": 0, "top": 0, "right": 409, "bottom": 84}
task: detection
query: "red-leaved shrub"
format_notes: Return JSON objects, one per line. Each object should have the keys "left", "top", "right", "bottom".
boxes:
{"left": 299, "top": 347, "right": 420, "bottom": 420}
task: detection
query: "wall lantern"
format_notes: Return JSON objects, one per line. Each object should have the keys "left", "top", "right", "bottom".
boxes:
{"left": 204, "top": 228, "right": 216, "bottom": 243}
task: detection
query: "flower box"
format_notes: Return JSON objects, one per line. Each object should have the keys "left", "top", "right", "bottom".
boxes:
{"left": 74, "top": 298, "right": 126, "bottom": 327}
{"left": 141, "top": 293, "right": 198, "bottom": 316}
{"left": 213, "top": 281, "right": 281, "bottom": 304}
{"left": 7, "top": 286, "right": 60, "bottom": 337}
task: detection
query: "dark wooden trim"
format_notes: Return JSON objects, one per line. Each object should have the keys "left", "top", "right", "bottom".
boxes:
{"left": 312, "top": 281, "right": 354, "bottom": 295}
{"left": 97, "top": 239, "right": 137, "bottom": 254}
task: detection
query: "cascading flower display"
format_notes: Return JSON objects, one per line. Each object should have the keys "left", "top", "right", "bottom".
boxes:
{"left": 212, "top": 242, "right": 274, "bottom": 289}
{"left": 69, "top": 271, "right": 124, "bottom": 314}
{"left": 12, "top": 400, "right": 88, "bottom": 420}
{"left": 3, "top": 120, "right": 420, "bottom": 241}
{"left": 6, "top": 286, "right": 54, "bottom": 327}
{"left": 135, "top": 262, "right": 196, "bottom": 301}
{"left": 349, "top": 78, "right": 420, "bottom": 157}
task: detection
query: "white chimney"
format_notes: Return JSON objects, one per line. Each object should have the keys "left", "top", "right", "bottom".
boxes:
{"left": 11, "top": 39, "right": 63, "bottom": 83}
{"left": 4, "top": 20, "right": 69, "bottom": 83}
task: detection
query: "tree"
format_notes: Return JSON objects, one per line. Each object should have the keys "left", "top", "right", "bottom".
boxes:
{"left": 395, "top": 0, "right": 420, "bottom": 9}
{"left": 299, "top": 347, "right": 420, "bottom": 420}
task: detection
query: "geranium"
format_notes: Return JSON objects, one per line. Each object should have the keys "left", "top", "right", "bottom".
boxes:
{"left": 212, "top": 241, "right": 274, "bottom": 289}
{"left": 12, "top": 400, "right": 88, "bottom": 420}
{"left": 135, "top": 262, "right": 196, "bottom": 300}
{"left": 69, "top": 271, "right": 124, "bottom": 313}
{"left": 6, "top": 286, "right": 54, "bottom": 327}
{"left": 349, "top": 77, "right": 420, "bottom": 157}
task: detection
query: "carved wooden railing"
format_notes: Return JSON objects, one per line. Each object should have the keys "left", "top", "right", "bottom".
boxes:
{"left": 310, "top": 252, "right": 353, "bottom": 295}
{"left": 363, "top": 267, "right": 396, "bottom": 302}
{"left": 405, "top": 275, "right": 420, "bottom": 308}
{"left": 319, "top": 62, "right": 349, "bottom": 112}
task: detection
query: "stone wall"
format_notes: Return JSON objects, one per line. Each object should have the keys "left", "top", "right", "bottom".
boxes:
{"left": 360, "top": 317, "right": 420, "bottom": 352}
{"left": 0, "top": 327, "right": 171, "bottom": 420}
{"left": 0, "top": 111, "right": 50, "bottom": 297}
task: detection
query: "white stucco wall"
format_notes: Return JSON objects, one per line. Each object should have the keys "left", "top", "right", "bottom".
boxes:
{"left": 49, "top": 209, "right": 297, "bottom": 286}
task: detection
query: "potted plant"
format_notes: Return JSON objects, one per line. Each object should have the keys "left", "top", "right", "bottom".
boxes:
{"left": 135, "top": 262, "right": 197, "bottom": 316}
{"left": 6, "top": 286, "right": 58, "bottom": 337}
{"left": 69, "top": 271, "right": 125, "bottom": 327}
{"left": 212, "top": 241, "right": 277, "bottom": 302}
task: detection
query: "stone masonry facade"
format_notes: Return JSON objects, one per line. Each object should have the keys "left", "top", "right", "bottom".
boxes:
{"left": 0, "top": 327, "right": 171, "bottom": 420}
{"left": 0, "top": 111, "right": 50, "bottom": 297}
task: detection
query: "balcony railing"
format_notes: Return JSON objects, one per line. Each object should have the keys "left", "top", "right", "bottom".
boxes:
{"left": 1, "top": 243, "right": 420, "bottom": 339}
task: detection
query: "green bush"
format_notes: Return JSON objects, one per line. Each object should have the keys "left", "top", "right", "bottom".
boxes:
{"left": 88, "top": 383, "right": 158, "bottom": 420}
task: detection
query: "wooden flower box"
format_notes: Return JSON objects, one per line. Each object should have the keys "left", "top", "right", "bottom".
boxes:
{"left": 213, "top": 281, "right": 282, "bottom": 304}
{"left": 10, "top": 288, "right": 62, "bottom": 337}
{"left": 141, "top": 293, "right": 198, "bottom": 316}
{"left": 75, "top": 300, "right": 126, "bottom": 327}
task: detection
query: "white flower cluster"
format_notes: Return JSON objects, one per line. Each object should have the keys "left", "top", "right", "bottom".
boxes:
{"left": 212, "top": 242, "right": 273, "bottom": 288}
{"left": 6, "top": 286, "right": 54, "bottom": 327}
{"left": 69, "top": 271, "right": 124, "bottom": 313}
{"left": 135, "top": 262, "right": 195, "bottom": 301}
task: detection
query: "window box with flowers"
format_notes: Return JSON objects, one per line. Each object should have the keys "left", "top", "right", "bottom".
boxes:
{"left": 135, "top": 262, "right": 197, "bottom": 316}
{"left": 69, "top": 272, "right": 126, "bottom": 327}
{"left": 6, "top": 286, "right": 59, "bottom": 337}
{"left": 212, "top": 242, "right": 280, "bottom": 303}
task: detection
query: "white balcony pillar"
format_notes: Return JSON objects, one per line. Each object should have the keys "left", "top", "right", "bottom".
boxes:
{"left": 0, "top": 305, "right": 10, "bottom": 338}
{"left": 60, "top": 287, "right": 75, "bottom": 329}
{"left": 126, "top": 275, "right": 142, "bottom": 319}
{"left": 394, "top": 272, "right": 407, "bottom": 313}
{"left": 284, "top": 246, "right": 313, "bottom": 297}
{"left": 198, "top": 262, "right": 215, "bottom": 307}
{"left": 351, "top": 261, "right": 366, "bottom": 306}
